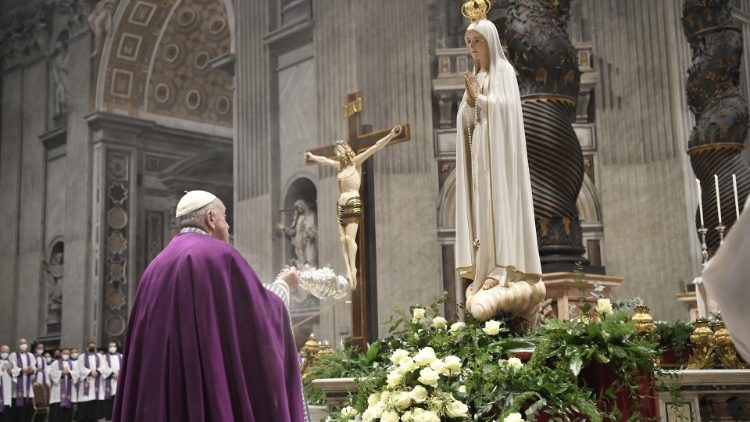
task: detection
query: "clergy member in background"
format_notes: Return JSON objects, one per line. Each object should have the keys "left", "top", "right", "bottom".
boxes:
{"left": 703, "top": 196, "right": 750, "bottom": 363}
{"left": 0, "top": 345, "right": 13, "bottom": 422}
{"left": 99, "top": 341, "right": 121, "bottom": 421}
{"left": 33, "top": 342, "right": 50, "bottom": 396}
{"left": 75, "top": 341, "right": 106, "bottom": 422}
{"left": 48, "top": 348, "right": 77, "bottom": 422}
{"left": 69, "top": 348, "right": 80, "bottom": 410}
{"left": 113, "top": 190, "right": 305, "bottom": 422}
{"left": 9, "top": 338, "right": 35, "bottom": 422}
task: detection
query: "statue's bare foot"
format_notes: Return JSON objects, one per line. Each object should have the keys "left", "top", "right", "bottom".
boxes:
{"left": 349, "top": 269, "right": 358, "bottom": 290}
{"left": 482, "top": 277, "right": 499, "bottom": 290}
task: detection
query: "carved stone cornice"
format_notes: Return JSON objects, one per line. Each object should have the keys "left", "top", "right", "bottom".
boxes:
{"left": 0, "top": 4, "right": 53, "bottom": 71}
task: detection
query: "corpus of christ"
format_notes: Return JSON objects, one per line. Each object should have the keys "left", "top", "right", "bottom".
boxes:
{"left": 0, "top": 0, "right": 749, "bottom": 421}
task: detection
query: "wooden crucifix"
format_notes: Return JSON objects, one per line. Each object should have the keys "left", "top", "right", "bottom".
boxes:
{"left": 305, "top": 91, "right": 411, "bottom": 349}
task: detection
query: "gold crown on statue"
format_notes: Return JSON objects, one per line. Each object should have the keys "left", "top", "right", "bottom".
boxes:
{"left": 462, "top": 0, "right": 491, "bottom": 22}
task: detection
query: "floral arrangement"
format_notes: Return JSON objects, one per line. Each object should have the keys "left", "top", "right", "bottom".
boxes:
{"left": 317, "top": 289, "right": 666, "bottom": 422}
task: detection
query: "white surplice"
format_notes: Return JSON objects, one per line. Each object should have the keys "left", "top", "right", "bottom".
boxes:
{"left": 48, "top": 358, "right": 79, "bottom": 405}
{"left": 0, "top": 358, "right": 13, "bottom": 408}
{"left": 9, "top": 351, "right": 35, "bottom": 400}
{"left": 99, "top": 353, "right": 121, "bottom": 399}
{"left": 76, "top": 353, "right": 107, "bottom": 402}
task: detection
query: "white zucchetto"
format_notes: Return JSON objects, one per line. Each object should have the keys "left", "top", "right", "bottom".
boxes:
{"left": 175, "top": 190, "right": 216, "bottom": 218}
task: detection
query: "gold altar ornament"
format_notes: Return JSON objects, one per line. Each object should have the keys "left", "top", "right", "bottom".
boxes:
{"left": 632, "top": 305, "right": 656, "bottom": 335}
{"left": 713, "top": 321, "right": 748, "bottom": 369}
{"left": 462, "top": 0, "right": 491, "bottom": 22}
{"left": 687, "top": 317, "right": 715, "bottom": 369}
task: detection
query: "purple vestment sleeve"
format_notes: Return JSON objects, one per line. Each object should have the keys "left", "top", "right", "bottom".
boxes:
{"left": 112, "top": 233, "right": 305, "bottom": 422}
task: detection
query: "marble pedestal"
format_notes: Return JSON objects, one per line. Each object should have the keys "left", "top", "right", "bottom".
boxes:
{"left": 542, "top": 272, "right": 624, "bottom": 320}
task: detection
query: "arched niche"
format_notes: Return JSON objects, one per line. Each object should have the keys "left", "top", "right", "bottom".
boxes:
{"left": 281, "top": 177, "right": 318, "bottom": 268}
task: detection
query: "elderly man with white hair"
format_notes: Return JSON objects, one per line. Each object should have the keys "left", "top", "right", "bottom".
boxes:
{"left": 113, "top": 191, "right": 307, "bottom": 422}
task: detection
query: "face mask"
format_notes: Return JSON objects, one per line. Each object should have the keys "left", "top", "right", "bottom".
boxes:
{"left": 62, "top": 354, "right": 69, "bottom": 361}
{"left": 36, "top": 349, "right": 44, "bottom": 356}
{"left": 0, "top": 353, "right": 8, "bottom": 360}
{"left": 19, "top": 344, "right": 27, "bottom": 352}
{"left": 45, "top": 357, "right": 53, "bottom": 364}
{"left": 71, "top": 353, "right": 78, "bottom": 360}
{"left": 108, "top": 347, "right": 117, "bottom": 354}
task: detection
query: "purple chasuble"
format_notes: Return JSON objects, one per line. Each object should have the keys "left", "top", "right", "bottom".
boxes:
{"left": 84, "top": 353, "right": 100, "bottom": 398}
{"left": 59, "top": 360, "right": 74, "bottom": 408}
{"left": 112, "top": 233, "right": 305, "bottom": 422}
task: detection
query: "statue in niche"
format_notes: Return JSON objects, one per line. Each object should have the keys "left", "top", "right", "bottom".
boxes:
{"left": 52, "top": 31, "right": 69, "bottom": 117}
{"left": 279, "top": 199, "right": 318, "bottom": 270}
{"left": 88, "top": 0, "right": 117, "bottom": 57}
{"left": 43, "top": 243, "right": 64, "bottom": 333}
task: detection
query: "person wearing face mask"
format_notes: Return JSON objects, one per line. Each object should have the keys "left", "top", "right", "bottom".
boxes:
{"left": 33, "top": 342, "right": 50, "bottom": 394}
{"left": 97, "top": 342, "right": 121, "bottom": 421}
{"left": 0, "top": 345, "right": 14, "bottom": 422}
{"left": 48, "top": 348, "right": 77, "bottom": 422}
{"left": 75, "top": 342, "right": 106, "bottom": 422}
{"left": 69, "top": 349, "right": 80, "bottom": 408}
{"left": 8, "top": 338, "right": 36, "bottom": 422}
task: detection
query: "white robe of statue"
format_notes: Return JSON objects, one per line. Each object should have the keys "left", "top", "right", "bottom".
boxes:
{"left": 455, "top": 18, "right": 545, "bottom": 322}
{"left": 703, "top": 196, "right": 750, "bottom": 363}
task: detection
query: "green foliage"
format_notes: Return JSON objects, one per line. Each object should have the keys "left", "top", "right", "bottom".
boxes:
{"left": 308, "top": 293, "right": 668, "bottom": 421}
{"left": 303, "top": 346, "right": 381, "bottom": 406}
{"left": 655, "top": 320, "right": 694, "bottom": 357}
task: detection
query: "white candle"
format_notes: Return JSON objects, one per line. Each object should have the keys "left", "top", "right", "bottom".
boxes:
{"left": 733, "top": 174, "right": 739, "bottom": 220}
{"left": 715, "top": 174, "right": 722, "bottom": 224}
{"left": 697, "top": 179, "right": 705, "bottom": 227}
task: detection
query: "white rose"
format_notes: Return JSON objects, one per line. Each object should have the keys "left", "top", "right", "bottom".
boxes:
{"left": 412, "top": 308, "right": 427, "bottom": 323}
{"left": 409, "top": 385, "right": 429, "bottom": 403}
{"left": 401, "top": 410, "right": 414, "bottom": 422}
{"left": 414, "top": 347, "right": 437, "bottom": 366}
{"left": 414, "top": 410, "right": 440, "bottom": 422}
{"left": 449, "top": 321, "right": 466, "bottom": 332}
{"left": 399, "top": 356, "right": 418, "bottom": 373}
{"left": 444, "top": 355, "right": 462, "bottom": 374}
{"left": 418, "top": 367, "right": 440, "bottom": 387}
{"left": 391, "top": 391, "right": 412, "bottom": 411}
{"left": 340, "top": 406, "right": 359, "bottom": 418}
{"left": 458, "top": 385, "right": 466, "bottom": 394}
{"left": 506, "top": 357, "right": 524, "bottom": 370}
{"left": 367, "top": 393, "right": 381, "bottom": 407}
{"left": 387, "top": 369, "right": 404, "bottom": 388}
{"left": 362, "top": 402, "right": 384, "bottom": 422}
{"left": 431, "top": 316, "right": 448, "bottom": 329}
{"left": 503, "top": 412, "right": 525, "bottom": 422}
{"left": 597, "top": 298, "right": 613, "bottom": 316}
{"left": 429, "top": 358, "right": 449, "bottom": 375}
{"left": 446, "top": 400, "right": 469, "bottom": 418}
{"left": 483, "top": 319, "right": 502, "bottom": 335}
{"left": 381, "top": 410, "right": 399, "bottom": 422}
{"left": 390, "top": 349, "right": 410, "bottom": 365}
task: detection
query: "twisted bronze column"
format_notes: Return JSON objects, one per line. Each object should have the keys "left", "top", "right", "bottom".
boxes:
{"left": 502, "top": 0, "right": 590, "bottom": 270}
{"left": 683, "top": 0, "right": 750, "bottom": 253}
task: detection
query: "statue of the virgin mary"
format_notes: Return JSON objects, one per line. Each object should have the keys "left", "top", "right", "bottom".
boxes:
{"left": 456, "top": 0, "right": 546, "bottom": 324}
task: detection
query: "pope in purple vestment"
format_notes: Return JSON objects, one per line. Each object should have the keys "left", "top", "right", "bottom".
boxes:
{"left": 113, "top": 191, "right": 305, "bottom": 421}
